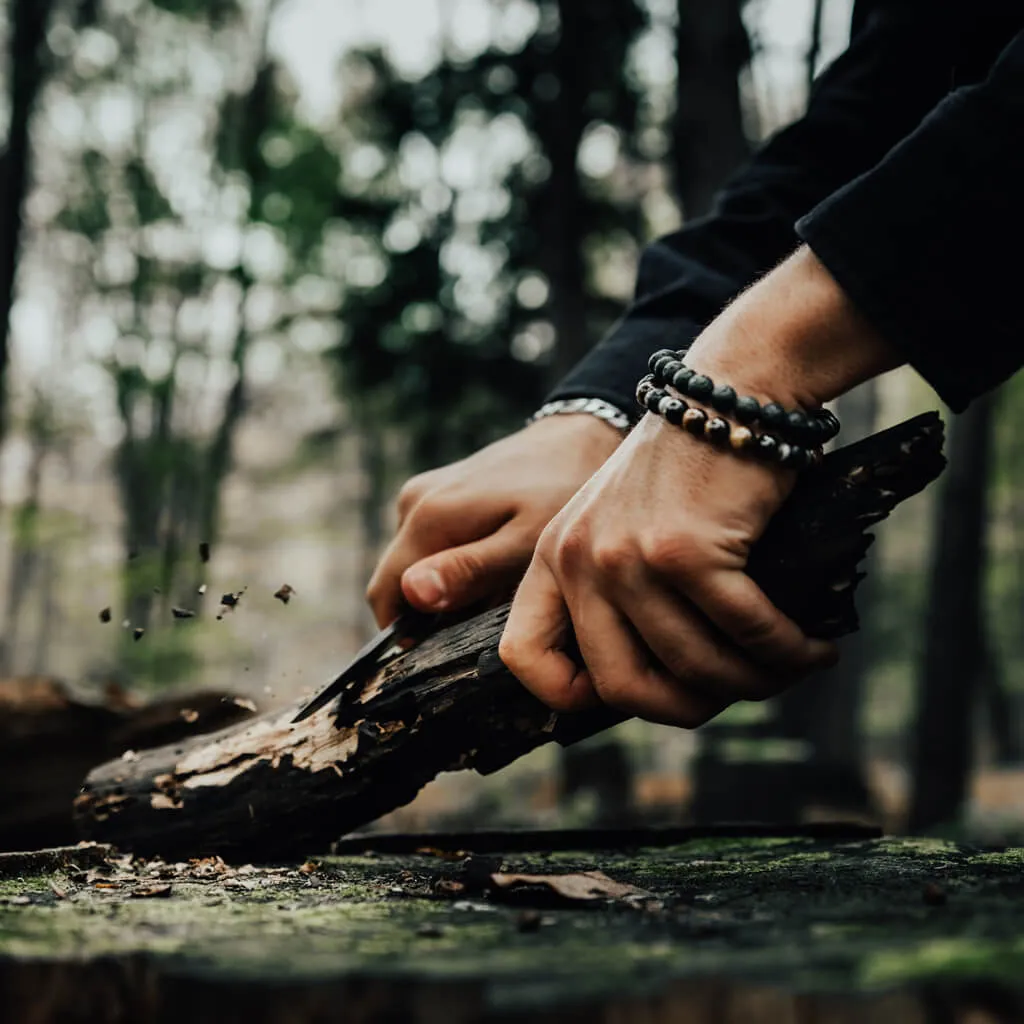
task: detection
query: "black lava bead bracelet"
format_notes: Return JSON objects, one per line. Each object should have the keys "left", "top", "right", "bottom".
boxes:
{"left": 635, "top": 374, "right": 821, "bottom": 470}
{"left": 646, "top": 348, "right": 840, "bottom": 448}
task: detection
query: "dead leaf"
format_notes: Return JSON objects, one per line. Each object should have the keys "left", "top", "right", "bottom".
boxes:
{"left": 273, "top": 584, "right": 295, "bottom": 604}
{"left": 99, "top": 607, "right": 112, "bottom": 623}
{"left": 179, "top": 709, "right": 199, "bottom": 724}
{"left": 489, "top": 871, "right": 650, "bottom": 904}
{"left": 433, "top": 879, "right": 466, "bottom": 896}
{"left": 232, "top": 697, "right": 257, "bottom": 713}
{"left": 298, "top": 861, "right": 318, "bottom": 875}
{"left": 93, "top": 881, "right": 121, "bottom": 890}
{"left": 131, "top": 885, "right": 172, "bottom": 899}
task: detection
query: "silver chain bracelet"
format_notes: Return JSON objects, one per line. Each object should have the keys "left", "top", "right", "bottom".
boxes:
{"left": 528, "top": 397, "right": 633, "bottom": 435}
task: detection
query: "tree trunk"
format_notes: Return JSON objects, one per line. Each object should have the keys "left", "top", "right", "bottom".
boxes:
{"left": 909, "top": 395, "right": 995, "bottom": 831}
{"left": 545, "top": 0, "right": 591, "bottom": 380}
{"left": 75, "top": 414, "right": 946, "bottom": 860}
{"left": 673, "top": 0, "right": 750, "bottom": 219}
{"left": 0, "top": 0, "right": 55, "bottom": 433}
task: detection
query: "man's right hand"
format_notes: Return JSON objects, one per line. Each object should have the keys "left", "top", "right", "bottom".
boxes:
{"left": 366, "top": 413, "right": 623, "bottom": 628}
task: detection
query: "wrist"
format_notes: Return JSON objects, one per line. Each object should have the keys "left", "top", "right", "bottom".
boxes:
{"left": 686, "top": 246, "right": 902, "bottom": 410}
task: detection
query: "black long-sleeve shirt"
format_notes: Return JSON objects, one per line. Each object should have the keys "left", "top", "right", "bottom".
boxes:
{"left": 548, "top": 1, "right": 1024, "bottom": 417}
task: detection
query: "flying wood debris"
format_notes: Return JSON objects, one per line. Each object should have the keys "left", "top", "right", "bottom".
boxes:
{"left": 132, "top": 627, "right": 145, "bottom": 642}
{"left": 180, "top": 709, "right": 199, "bottom": 724}
{"left": 99, "top": 607, "right": 112, "bottom": 623}
{"left": 172, "top": 607, "right": 196, "bottom": 620}
{"left": 199, "top": 542, "right": 211, "bottom": 564}
{"left": 273, "top": 584, "right": 295, "bottom": 605}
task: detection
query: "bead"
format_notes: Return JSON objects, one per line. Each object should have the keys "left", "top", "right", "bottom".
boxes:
{"left": 671, "top": 366, "right": 695, "bottom": 392}
{"left": 761, "top": 402, "right": 786, "bottom": 430}
{"left": 781, "top": 444, "right": 811, "bottom": 470}
{"left": 810, "top": 447, "right": 824, "bottom": 467}
{"left": 776, "top": 442, "right": 793, "bottom": 465}
{"left": 710, "top": 384, "right": 737, "bottom": 414}
{"left": 729, "top": 426, "right": 755, "bottom": 452}
{"left": 687, "top": 374, "right": 714, "bottom": 400}
{"left": 704, "top": 417, "right": 730, "bottom": 445}
{"left": 661, "top": 359, "right": 684, "bottom": 382}
{"left": 648, "top": 349, "right": 677, "bottom": 374}
{"left": 635, "top": 376, "right": 655, "bottom": 409}
{"left": 682, "top": 408, "right": 707, "bottom": 435}
{"left": 756, "top": 434, "right": 780, "bottom": 461}
{"left": 786, "top": 410, "right": 810, "bottom": 440}
{"left": 734, "top": 395, "right": 760, "bottom": 425}
{"left": 652, "top": 355, "right": 675, "bottom": 379}
{"left": 659, "top": 396, "right": 686, "bottom": 426}
{"left": 645, "top": 387, "right": 668, "bottom": 412}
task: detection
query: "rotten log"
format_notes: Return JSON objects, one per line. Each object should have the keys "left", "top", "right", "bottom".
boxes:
{"left": 75, "top": 414, "right": 946, "bottom": 861}
{"left": 0, "top": 678, "right": 256, "bottom": 852}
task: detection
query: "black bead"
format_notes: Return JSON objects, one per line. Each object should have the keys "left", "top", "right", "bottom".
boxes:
{"left": 671, "top": 366, "right": 695, "bottom": 392}
{"left": 710, "top": 384, "right": 737, "bottom": 414}
{"left": 781, "top": 444, "right": 811, "bottom": 470}
{"left": 756, "top": 434, "right": 780, "bottom": 461}
{"left": 687, "top": 374, "right": 714, "bottom": 400}
{"left": 734, "top": 395, "right": 760, "bottom": 425}
{"left": 652, "top": 355, "right": 675, "bottom": 379}
{"left": 645, "top": 387, "right": 668, "bottom": 412}
{"left": 660, "top": 397, "right": 686, "bottom": 425}
{"left": 682, "top": 408, "right": 707, "bottom": 435}
{"left": 704, "top": 417, "right": 730, "bottom": 445}
{"left": 660, "top": 359, "right": 684, "bottom": 382}
{"left": 761, "top": 402, "right": 786, "bottom": 430}
{"left": 648, "top": 349, "right": 677, "bottom": 374}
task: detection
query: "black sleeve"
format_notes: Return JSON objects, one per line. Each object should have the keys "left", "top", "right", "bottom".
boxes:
{"left": 797, "top": 27, "right": 1024, "bottom": 412}
{"left": 547, "top": 2, "right": 1024, "bottom": 419}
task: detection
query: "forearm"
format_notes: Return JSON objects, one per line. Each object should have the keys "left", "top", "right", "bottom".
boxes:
{"left": 685, "top": 246, "right": 902, "bottom": 412}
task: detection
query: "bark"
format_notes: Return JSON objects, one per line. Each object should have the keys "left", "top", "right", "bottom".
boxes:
{"left": 909, "top": 395, "right": 995, "bottom": 831}
{"left": 74, "top": 414, "right": 945, "bottom": 861}
{"left": 673, "top": 0, "right": 751, "bottom": 219}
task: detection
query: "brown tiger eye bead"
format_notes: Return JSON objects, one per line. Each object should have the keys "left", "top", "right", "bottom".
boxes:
{"left": 682, "top": 408, "right": 707, "bottom": 435}
{"left": 729, "top": 425, "right": 755, "bottom": 452}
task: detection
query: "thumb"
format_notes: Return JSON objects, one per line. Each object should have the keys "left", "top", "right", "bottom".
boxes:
{"left": 401, "top": 525, "right": 534, "bottom": 613}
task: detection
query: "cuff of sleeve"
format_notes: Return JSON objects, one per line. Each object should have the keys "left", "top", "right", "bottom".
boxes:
{"left": 545, "top": 315, "right": 703, "bottom": 422}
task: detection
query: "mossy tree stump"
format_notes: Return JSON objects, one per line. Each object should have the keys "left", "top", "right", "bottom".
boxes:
{"left": 1, "top": 836, "right": 1023, "bottom": 1023}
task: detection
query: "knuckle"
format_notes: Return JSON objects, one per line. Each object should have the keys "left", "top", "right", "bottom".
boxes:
{"left": 497, "top": 631, "right": 525, "bottom": 676}
{"left": 552, "top": 523, "right": 590, "bottom": 571}
{"left": 590, "top": 540, "right": 634, "bottom": 578}
{"left": 639, "top": 530, "right": 706, "bottom": 580}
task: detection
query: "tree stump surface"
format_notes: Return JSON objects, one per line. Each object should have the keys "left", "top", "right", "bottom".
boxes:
{"left": 1, "top": 835, "right": 1022, "bottom": 1023}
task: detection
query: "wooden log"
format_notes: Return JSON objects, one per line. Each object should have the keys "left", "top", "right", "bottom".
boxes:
{"left": 0, "top": 677, "right": 256, "bottom": 852}
{"left": 75, "top": 413, "right": 946, "bottom": 861}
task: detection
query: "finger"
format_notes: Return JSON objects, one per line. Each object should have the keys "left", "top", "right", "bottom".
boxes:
{"left": 616, "top": 577, "right": 780, "bottom": 702}
{"left": 401, "top": 522, "right": 535, "bottom": 613}
{"left": 367, "top": 500, "right": 510, "bottom": 627}
{"left": 566, "top": 584, "right": 726, "bottom": 728}
{"left": 682, "top": 569, "right": 839, "bottom": 673}
{"left": 499, "top": 558, "right": 599, "bottom": 713}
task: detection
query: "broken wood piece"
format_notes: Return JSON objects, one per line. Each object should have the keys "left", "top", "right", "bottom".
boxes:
{"left": 75, "top": 413, "right": 946, "bottom": 861}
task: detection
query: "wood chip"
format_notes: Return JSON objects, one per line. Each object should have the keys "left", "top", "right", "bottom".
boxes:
{"left": 172, "top": 607, "right": 196, "bottom": 619}
{"left": 273, "top": 584, "right": 295, "bottom": 605}
{"left": 121, "top": 750, "right": 140, "bottom": 762}
{"left": 99, "top": 607, "right": 112, "bottom": 623}
{"left": 489, "top": 871, "right": 651, "bottom": 904}
{"left": 180, "top": 709, "right": 199, "bottom": 724}
{"left": 133, "top": 627, "right": 145, "bottom": 642}
{"left": 131, "top": 885, "right": 172, "bottom": 899}
{"left": 298, "top": 861, "right": 318, "bottom": 875}
{"left": 232, "top": 697, "right": 257, "bottom": 713}
{"left": 199, "top": 542, "right": 211, "bottom": 563}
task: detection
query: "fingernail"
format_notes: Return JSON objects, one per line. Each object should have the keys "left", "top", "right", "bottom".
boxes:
{"left": 405, "top": 567, "right": 447, "bottom": 608}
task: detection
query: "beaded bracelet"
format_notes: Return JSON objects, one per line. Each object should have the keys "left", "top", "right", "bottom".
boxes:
{"left": 635, "top": 374, "right": 821, "bottom": 470}
{"left": 647, "top": 349, "right": 840, "bottom": 448}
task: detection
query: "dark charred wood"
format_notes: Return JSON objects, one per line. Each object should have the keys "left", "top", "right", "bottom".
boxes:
{"left": 75, "top": 414, "right": 946, "bottom": 861}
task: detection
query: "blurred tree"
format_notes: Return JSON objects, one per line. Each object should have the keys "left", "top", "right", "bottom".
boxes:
{"left": 0, "top": 0, "right": 58, "bottom": 434}
{"left": 909, "top": 393, "right": 996, "bottom": 831}
{"left": 673, "top": 0, "right": 750, "bottom": 219}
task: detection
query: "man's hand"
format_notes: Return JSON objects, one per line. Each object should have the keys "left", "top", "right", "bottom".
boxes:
{"left": 499, "top": 246, "right": 901, "bottom": 726}
{"left": 366, "top": 413, "right": 622, "bottom": 628}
